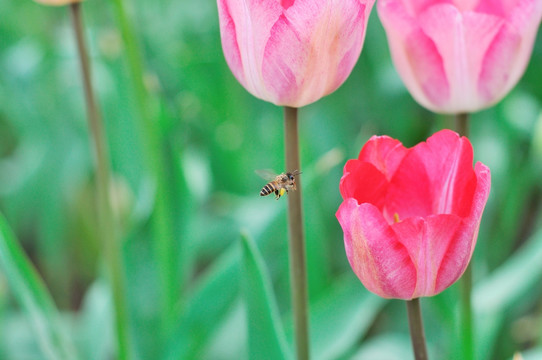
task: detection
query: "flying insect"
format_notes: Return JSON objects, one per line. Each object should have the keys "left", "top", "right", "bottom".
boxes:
{"left": 256, "top": 169, "right": 302, "bottom": 200}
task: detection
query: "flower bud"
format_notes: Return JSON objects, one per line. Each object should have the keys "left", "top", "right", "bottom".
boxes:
{"left": 377, "top": 0, "right": 542, "bottom": 113}
{"left": 336, "top": 130, "right": 491, "bottom": 299}
{"left": 217, "top": 0, "right": 375, "bottom": 107}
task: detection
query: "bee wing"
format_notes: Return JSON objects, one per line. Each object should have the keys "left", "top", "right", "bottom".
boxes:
{"left": 255, "top": 169, "right": 278, "bottom": 181}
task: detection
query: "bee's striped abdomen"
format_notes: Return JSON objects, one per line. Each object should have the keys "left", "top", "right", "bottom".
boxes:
{"left": 260, "top": 182, "right": 276, "bottom": 196}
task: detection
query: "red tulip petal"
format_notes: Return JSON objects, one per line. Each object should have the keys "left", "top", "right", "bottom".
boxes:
{"left": 339, "top": 160, "right": 388, "bottom": 210}
{"left": 422, "top": 129, "right": 476, "bottom": 217}
{"left": 433, "top": 163, "right": 490, "bottom": 293}
{"left": 387, "top": 130, "right": 477, "bottom": 219}
{"left": 337, "top": 199, "right": 416, "bottom": 299}
{"left": 385, "top": 147, "right": 433, "bottom": 221}
{"left": 358, "top": 135, "right": 409, "bottom": 180}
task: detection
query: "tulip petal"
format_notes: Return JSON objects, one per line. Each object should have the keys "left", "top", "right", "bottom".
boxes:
{"left": 340, "top": 160, "right": 388, "bottom": 210}
{"left": 217, "top": 0, "right": 244, "bottom": 85}
{"left": 358, "top": 135, "right": 409, "bottom": 180}
{"left": 418, "top": 4, "right": 504, "bottom": 111}
{"left": 377, "top": 0, "right": 451, "bottom": 110}
{"left": 479, "top": 1, "right": 542, "bottom": 104}
{"left": 217, "top": 0, "right": 283, "bottom": 99}
{"left": 337, "top": 199, "right": 416, "bottom": 299}
{"left": 387, "top": 130, "right": 476, "bottom": 219}
{"left": 262, "top": 0, "right": 371, "bottom": 106}
{"left": 434, "top": 162, "right": 490, "bottom": 293}
{"left": 392, "top": 214, "right": 463, "bottom": 297}
{"left": 420, "top": 130, "right": 476, "bottom": 217}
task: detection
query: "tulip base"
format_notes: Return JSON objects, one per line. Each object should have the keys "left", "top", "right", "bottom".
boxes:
{"left": 406, "top": 298, "right": 429, "bottom": 360}
{"left": 284, "top": 106, "right": 310, "bottom": 360}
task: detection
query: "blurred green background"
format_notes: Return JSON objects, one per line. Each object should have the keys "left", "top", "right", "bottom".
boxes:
{"left": 0, "top": 1, "right": 542, "bottom": 359}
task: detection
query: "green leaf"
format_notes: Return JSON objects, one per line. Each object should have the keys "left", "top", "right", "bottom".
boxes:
{"left": 473, "top": 228, "right": 542, "bottom": 359}
{"left": 349, "top": 333, "right": 413, "bottom": 360}
{"left": 241, "top": 231, "right": 291, "bottom": 360}
{"left": 163, "top": 246, "right": 241, "bottom": 360}
{"left": 0, "top": 213, "right": 77, "bottom": 360}
{"left": 309, "top": 275, "right": 385, "bottom": 360}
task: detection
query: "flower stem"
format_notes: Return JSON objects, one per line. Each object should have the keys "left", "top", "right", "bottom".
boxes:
{"left": 406, "top": 298, "right": 429, "bottom": 360}
{"left": 69, "top": 3, "right": 131, "bottom": 359}
{"left": 455, "top": 112, "right": 474, "bottom": 360}
{"left": 455, "top": 113, "right": 469, "bottom": 138}
{"left": 283, "top": 107, "right": 309, "bottom": 360}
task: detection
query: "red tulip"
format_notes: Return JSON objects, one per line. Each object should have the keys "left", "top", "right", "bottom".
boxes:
{"left": 377, "top": 0, "right": 542, "bottom": 113}
{"left": 336, "top": 130, "right": 490, "bottom": 299}
{"left": 216, "top": 0, "right": 375, "bottom": 107}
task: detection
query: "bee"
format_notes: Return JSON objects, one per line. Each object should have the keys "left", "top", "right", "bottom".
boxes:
{"left": 256, "top": 169, "right": 302, "bottom": 200}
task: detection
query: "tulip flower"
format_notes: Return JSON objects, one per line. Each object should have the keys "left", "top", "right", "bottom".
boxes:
{"left": 377, "top": 0, "right": 542, "bottom": 114}
{"left": 336, "top": 129, "right": 490, "bottom": 299}
{"left": 216, "top": 0, "right": 375, "bottom": 107}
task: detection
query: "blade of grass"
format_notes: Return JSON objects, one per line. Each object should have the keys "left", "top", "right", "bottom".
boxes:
{"left": 473, "top": 227, "right": 542, "bottom": 359}
{"left": 109, "top": 0, "right": 178, "bottom": 332}
{"left": 163, "top": 246, "right": 240, "bottom": 360}
{"left": 241, "top": 231, "right": 291, "bottom": 360}
{"left": 0, "top": 213, "right": 77, "bottom": 360}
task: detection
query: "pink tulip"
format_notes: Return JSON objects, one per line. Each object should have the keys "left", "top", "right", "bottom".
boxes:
{"left": 336, "top": 130, "right": 491, "bottom": 299}
{"left": 377, "top": 0, "right": 542, "bottom": 114}
{"left": 217, "top": 0, "right": 375, "bottom": 107}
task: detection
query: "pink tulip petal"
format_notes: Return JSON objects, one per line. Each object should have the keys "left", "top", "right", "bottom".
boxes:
{"left": 358, "top": 135, "right": 409, "bottom": 180}
{"left": 392, "top": 214, "right": 463, "bottom": 297}
{"left": 477, "top": 24, "right": 521, "bottom": 103}
{"left": 417, "top": 4, "right": 504, "bottom": 111}
{"left": 261, "top": 15, "right": 302, "bottom": 104}
{"left": 217, "top": 0, "right": 283, "bottom": 99}
{"left": 337, "top": 199, "right": 416, "bottom": 299}
{"left": 479, "top": 0, "right": 542, "bottom": 104}
{"left": 340, "top": 160, "right": 388, "bottom": 210}
{"left": 217, "top": 0, "right": 243, "bottom": 85}
{"left": 378, "top": 0, "right": 450, "bottom": 110}
{"left": 378, "top": 0, "right": 541, "bottom": 113}
{"left": 262, "top": 0, "right": 371, "bottom": 106}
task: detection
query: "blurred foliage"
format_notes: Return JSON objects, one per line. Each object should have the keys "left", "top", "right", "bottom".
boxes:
{"left": 0, "top": 1, "right": 541, "bottom": 359}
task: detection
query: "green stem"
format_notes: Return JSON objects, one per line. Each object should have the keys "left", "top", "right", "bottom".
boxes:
{"left": 110, "top": 0, "right": 177, "bottom": 329}
{"left": 283, "top": 107, "right": 309, "bottom": 360}
{"left": 69, "top": 3, "right": 131, "bottom": 359}
{"left": 406, "top": 298, "right": 429, "bottom": 360}
{"left": 455, "top": 112, "right": 473, "bottom": 360}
